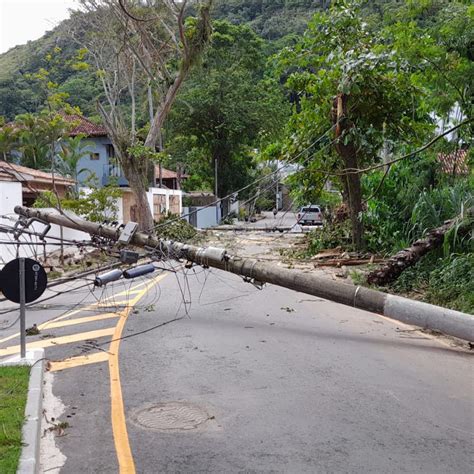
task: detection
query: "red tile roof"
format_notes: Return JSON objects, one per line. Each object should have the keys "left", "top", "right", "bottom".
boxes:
{"left": 61, "top": 113, "right": 108, "bottom": 137}
{"left": 437, "top": 149, "right": 469, "bottom": 175}
{"left": 0, "top": 161, "right": 75, "bottom": 186}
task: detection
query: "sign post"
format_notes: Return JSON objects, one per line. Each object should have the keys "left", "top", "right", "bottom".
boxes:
{"left": 0, "top": 257, "right": 47, "bottom": 359}
{"left": 19, "top": 257, "right": 26, "bottom": 358}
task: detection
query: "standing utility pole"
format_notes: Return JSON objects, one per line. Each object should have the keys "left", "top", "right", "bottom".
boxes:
{"left": 13, "top": 206, "right": 474, "bottom": 342}
{"left": 214, "top": 157, "right": 219, "bottom": 223}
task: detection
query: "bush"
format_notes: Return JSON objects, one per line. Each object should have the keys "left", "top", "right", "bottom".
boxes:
{"left": 361, "top": 159, "right": 472, "bottom": 254}
{"left": 33, "top": 181, "right": 122, "bottom": 223}
{"left": 391, "top": 251, "right": 474, "bottom": 314}
{"left": 427, "top": 254, "right": 474, "bottom": 313}
{"left": 154, "top": 214, "right": 197, "bottom": 242}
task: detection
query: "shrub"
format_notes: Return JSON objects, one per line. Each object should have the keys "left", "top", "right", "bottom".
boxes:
{"left": 426, "top": 253, "right": 474, "bottom": 313}
{"left": 391, "top": 251, "right": 474, "bottom": 314}
{"left": 154, "top": 214, "right": 197, "bottom": 242}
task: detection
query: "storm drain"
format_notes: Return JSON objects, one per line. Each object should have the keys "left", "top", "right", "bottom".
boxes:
{"left": 133, "top": 402, "right": 210, "bottom": 431}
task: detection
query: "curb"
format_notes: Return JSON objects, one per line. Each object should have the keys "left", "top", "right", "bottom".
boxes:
{"left": 1, "top": 349, "right": 45, "bottom": 474}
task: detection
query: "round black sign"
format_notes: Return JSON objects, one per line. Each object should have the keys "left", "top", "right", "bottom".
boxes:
{"left": 0, "top": 258, "right": 48, "bottom": 303}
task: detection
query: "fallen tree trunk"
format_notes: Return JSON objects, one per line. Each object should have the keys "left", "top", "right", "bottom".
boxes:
{"left": 367, "top": 217, "right": 473, "bottom": 286}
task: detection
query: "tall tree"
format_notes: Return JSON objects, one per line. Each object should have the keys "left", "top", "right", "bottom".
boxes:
{"left": 276, "top": 1, "right": 435, "bottom": 249}
{"left": 168, "top": 20, "right": 289, "bottom": 209}
{"left": 73, "top": 0, "right": 213, "bottom": 231}
{"left": 15, "top": 112, "right": 70, "bottom": 170}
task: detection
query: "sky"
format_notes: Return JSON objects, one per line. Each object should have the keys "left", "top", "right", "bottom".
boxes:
{"left": 0, "top": 0, "right": 79, "bottom": 54}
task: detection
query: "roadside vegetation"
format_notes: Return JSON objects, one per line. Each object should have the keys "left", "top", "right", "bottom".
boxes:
{"left": 0, "top": 365, "right": 30, "bottom": 474}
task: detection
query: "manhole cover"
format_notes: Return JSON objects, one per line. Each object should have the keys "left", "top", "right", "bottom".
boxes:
{"left": 133, "top": 402, "right": 210, "bottom": 431}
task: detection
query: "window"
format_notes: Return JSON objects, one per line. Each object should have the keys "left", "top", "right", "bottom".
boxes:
{"left": 90, "top": 152, "right": 100, "bottom": 161}
{"left": 106, "top": 144, "right": 115, "bottom": 158}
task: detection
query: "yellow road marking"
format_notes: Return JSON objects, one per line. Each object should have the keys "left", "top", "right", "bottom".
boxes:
{"left": 95, "top": 301, "right": 133, "bottom": 308}
{"left": 49, "top": 352, "right": 110, "bottom": 372}
{"left": 0, "top": 304, "right": 95, "bottom": 345}
{"left": 109, "top": 272, "right": 168, "bottom": 474}
{"left": 0, "top": 271, "right": 168, "bottom": 473}
{"left": 0, "top": 327, "right": 115, "bottom": 357}
{"left": 0, "top": 300, "right": 111, "bottom": 345}
{"left": 0, "top": 274, "right": 164, "bottom": 345}
{"left": 101, "top": 276, "right": 161, "bottom": 301}
{"left": 44, "top": 313, "right": 119, "bottom": 330}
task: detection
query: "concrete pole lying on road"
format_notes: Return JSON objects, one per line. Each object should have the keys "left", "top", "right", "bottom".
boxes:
{"left": 14, "top": 206, "right": 474, "bottom": 342}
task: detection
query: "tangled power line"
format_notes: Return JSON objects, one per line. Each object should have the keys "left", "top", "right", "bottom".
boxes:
{"left": 0, "top": 120, "right": 470, "bottom": 347}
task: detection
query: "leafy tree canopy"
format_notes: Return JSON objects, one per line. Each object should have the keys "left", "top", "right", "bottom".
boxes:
{"left": 167, "top": 20, "right": 290, "bottom": 199}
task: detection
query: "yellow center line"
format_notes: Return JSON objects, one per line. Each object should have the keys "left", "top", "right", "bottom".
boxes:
{"left": 102, "top": 275, "right": 164, "bottom": 301}
{"left": 49, "top": 352, "right": 110, "bottom": 372}
{"left": 109, "top": 272, "right": 168, "bottom": 474}
{"left": 0, "top": 327, "right": 116, "bottom": 357}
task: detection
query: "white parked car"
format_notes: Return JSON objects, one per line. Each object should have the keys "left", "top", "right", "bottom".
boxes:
{"left": 297, "top": 205, "right": 323, "bottom": 226}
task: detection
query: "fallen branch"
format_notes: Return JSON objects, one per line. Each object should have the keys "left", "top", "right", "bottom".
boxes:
{"left": 367, "top": 217, "right": 473, "bottom": 286}
{"left": 314, "top": 258, "right": 385, "bottom": 267}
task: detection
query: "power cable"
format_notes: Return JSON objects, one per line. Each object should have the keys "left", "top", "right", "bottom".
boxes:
{"left": 150, "top": 123, "right": 337, "bottom": 233}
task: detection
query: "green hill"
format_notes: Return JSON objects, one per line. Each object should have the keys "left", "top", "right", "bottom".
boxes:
{"left": 0, "top": 0, "right": 417, "bottom": 120}
{"left": 212, "top": 0, "right": 328, "bottom": 39}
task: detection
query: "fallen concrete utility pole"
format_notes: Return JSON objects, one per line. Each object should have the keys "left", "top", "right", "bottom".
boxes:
{"left": 14, "top": 206, "right": 474, "bottom": 342}
{"left": 213, "top": 225, "right": 294, "bottom": 233}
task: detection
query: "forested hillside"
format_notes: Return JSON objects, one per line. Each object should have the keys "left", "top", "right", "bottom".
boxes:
{"left": 213, "top": 0, "right": 329, "bottom": 39}
{"left": 0, "top": 0, "right": 425, "bottom": 120}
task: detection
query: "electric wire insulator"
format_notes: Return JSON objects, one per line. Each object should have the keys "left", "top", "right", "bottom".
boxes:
{"left": 123, "top": 264, "right": 155, "bottom": 279}
{"left": 94, "top": 269, "right": 123, "bottom": 287}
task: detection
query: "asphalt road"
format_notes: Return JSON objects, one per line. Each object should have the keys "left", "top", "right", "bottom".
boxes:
{"left": 0, "top": 262, "right": 473, "bottom": 473}
{"left": 228, "top": 211, "right": 318, "bottom": 233}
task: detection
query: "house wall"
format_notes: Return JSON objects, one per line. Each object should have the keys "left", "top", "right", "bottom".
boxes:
{"left": 146, "top": 188, "right": 183, "bottom": 221}
{"left": 117, "top": 188, "right": 183, "bottom": 224}
{"left": 76, "top": 136, "right": 113, "bottom": 186}
{"left": 122, "top": 190, "right": 138, "bottom": 223}
{"left": 0, "top": 183, "right": 23, "bottom": 263}
{"left": 0, "top": 182, "right": 22, "bottom": 219}
{"left": 183, "top": 206, "right": 221, "bottom": 229}
{"left": 0, "top": 182, "right": 90, "bottom": 265}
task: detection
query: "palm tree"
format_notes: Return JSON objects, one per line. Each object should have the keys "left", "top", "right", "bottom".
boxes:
{"left": 56, "top": 134, "right": 93, "bottom": 196}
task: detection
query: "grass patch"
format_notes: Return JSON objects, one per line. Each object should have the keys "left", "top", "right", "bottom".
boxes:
{"left": 0, "top": 365, "right": 31, "bottom": 474}
{"left": 390, "top": 252, "right": 474, "bottom": 313}
{"left": 348, "top": 251, "right": 474, "bottom": 314}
